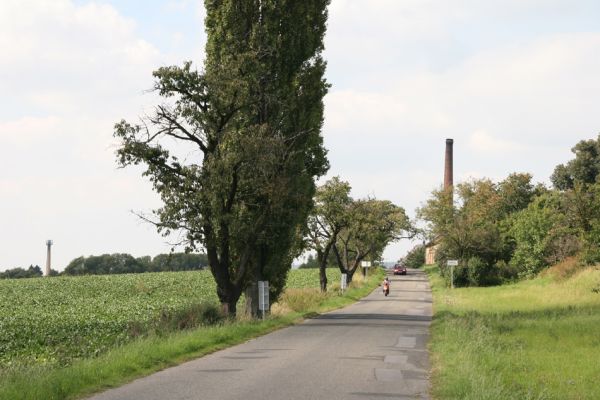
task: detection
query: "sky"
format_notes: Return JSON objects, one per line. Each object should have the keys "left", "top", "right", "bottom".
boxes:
{"left": 1, "top": 0, "right": 600, "bottom": 271}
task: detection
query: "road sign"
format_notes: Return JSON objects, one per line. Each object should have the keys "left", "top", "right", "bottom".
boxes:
{"left": 360, "top": 261, "right": 372, "bottom": 267}
{"left": 446, "top": 260, "right": 458, "bottom": 289}
{"left": 341, "top": 273, "right": 347, "bottom": 293}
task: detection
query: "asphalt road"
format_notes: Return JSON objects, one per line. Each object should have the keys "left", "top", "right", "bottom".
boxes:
{"left": 89, "top": 269, "right": 432, "bottom": 400}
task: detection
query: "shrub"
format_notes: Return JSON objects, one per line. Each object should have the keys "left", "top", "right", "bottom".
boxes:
{"left": 494, "top": 260, "right": 520, "bottom": 283}
{"left": 403, "top": 245, "right": 426, "bottom": 269}
{"left": 509, "top": 193, "right": 567, "bottom": 277}
{"left": 450, "top": 264, "right": 469, "bottom": 288}
{"left": 155, "top": 303, "right": 223, "bottom": 333}
{"left": 467, "top": 257, "right": 498, "bottom": 286}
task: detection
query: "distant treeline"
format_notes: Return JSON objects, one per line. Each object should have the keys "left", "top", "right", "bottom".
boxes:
{"left": 0, "top": 253, "right": 208, "bottom": 279}
{"left": 297, "top": 252, "right": 337, "bottom": 269}
{"left": 64, "top": 253, "right": 208, "bottom": 275}
{"left": 0, "top": 265, "right": 58, "bottom": 279}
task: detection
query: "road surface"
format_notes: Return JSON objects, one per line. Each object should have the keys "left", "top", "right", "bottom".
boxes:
{"left": 89, "top": 269, "right": 432, "bottom": 400}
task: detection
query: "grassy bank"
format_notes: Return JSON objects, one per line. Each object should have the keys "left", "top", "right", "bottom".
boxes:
{"left": 0, "top": 268, "right": 382, "bottom": 400}
{"left": 425, "top": 264, "right": 600, "bottom": 400}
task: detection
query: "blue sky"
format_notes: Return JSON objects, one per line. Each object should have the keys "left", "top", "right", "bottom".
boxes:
{"left": 1, "top": 0, "right": 600, "bottom": 270}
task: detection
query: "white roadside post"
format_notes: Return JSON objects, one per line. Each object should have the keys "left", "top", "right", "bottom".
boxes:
{"left": 341, "top": 273, "right": 347, "bottom": 294}
{"left": 447, "top": 260, "right": 458, "bottom": 289}
{"left": 360, "top": 260, "right": 372, "bottom": 277}
{"left": 258, "top": 281, "right": 269, "bottom": 320}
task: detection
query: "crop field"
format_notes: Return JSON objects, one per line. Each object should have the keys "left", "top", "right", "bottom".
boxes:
{"left": 0, "top": 268, "right": 341, "bottom": 369}
{"left": 287, "top": 268, "right": 341, "bottom": 288}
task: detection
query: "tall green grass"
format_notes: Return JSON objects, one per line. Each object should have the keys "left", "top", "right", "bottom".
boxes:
{"left": 426, "top": 265, "right": 600, "bottom": 400}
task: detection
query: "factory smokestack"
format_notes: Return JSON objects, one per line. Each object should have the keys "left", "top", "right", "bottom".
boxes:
{"left": 444, "top": 138, "right": 454, "bottom": 190}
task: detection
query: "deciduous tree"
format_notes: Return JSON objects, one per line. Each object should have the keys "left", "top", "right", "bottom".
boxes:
{"left": 305, "top": 177, "right": 352, "bottom": 291}
{"left": 333, "top": 199, "right": 412, "bottom": 283}
{"left": 114, "top": 0, "right": 331, "bottom": 315}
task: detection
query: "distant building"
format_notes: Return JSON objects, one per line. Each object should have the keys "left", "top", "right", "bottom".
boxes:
{"left": 425, "top": 244, "right": 438, "bottom": 265}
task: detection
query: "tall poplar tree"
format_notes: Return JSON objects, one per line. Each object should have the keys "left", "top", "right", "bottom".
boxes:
{"left": 114, "top": 0, "right": 330, "bottom": 315}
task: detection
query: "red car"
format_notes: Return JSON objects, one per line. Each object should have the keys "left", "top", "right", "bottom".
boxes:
{"left": 393, "top": 264, "right": 407, "bottom": 275}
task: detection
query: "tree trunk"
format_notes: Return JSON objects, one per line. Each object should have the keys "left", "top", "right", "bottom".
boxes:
{"left": 317, "top": 249, "right": 328, "bottom": 292}
{"left": 319, "top": 262, "right": 328, "bottom": 293}
{"left": 244, "top": 281, "right": 259, "bottom": 318}
{"left": 223, "top": 299, "right": 237, "bottom": 316}
{"left": 346, "top": 269, "right": 355, "bottom": 284}
{"left": 346, "top": 258, "right": 362, "bottom": 284}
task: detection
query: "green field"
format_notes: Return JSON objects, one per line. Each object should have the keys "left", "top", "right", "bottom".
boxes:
{"left": 0, "top": 269, "right": 341, "bottom": 369}
{"left": 0, "top": 267, "right": 373, "bottom": 400}
{"left": 426, "top": 265, "right": 600, "bottom": 400}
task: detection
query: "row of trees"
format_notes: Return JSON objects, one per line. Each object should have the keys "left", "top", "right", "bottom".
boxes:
{"left": 63, "top": 253, "right": 208, "bottom": 275}
{"left": 305, "top": 177, "right": 413, "bottom": 291}
{"left": 0, "top": 254, "right": 208, "bottom": 279}
{"left": 399, "top": 244, "right": 426, "bottom": 269}
{"left": 0, "top": 265, "right": 58, "bottom": 279}
{"left": 419, "top": 134, "right": 600, "bottom": 286}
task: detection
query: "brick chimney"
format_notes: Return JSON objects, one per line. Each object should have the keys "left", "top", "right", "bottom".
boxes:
{"left": 444, "top": 138, "right": 453, "bottom": 190}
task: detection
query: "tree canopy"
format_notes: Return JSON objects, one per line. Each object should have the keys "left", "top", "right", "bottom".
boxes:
{"left": 334, "top": 198, "right": 412, "bottom": 282}
{"left": 114, "top": 0, "right": 331, "bottom": 315}
{"left": 551, "top": 134, "right": 600, "bottom": 190}
{"left": 63, "top": 253, "right": 208, "bottom": 275}
{"left": 305, "top": 176, "right": 352, "bottom": 291}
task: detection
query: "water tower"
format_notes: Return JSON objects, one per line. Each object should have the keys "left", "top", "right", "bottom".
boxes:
{"left": 45, "top": 240, "right": 53, "bottom": 276}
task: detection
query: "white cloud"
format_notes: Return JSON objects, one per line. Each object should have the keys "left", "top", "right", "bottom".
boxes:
{"left": 0, "top": 116, "right": 63, "bottom": 145}
{"left": 0, "top": 0, "right": 162, "bottom": 118}
{"left": 324, "top": 31, "right": 600, "bottom": 164}
{"left": 0, "top": 0, "right": 186, "bottom": 270}
{"left": 468, "top": 130, "right": 523, "bottom": 153}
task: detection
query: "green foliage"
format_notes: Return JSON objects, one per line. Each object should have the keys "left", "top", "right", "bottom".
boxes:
{"left": 63, "top": 253, "right": 208, "bottom": 275}
{"left": 305, "top": 176, "right": 352, "bottom": 290}
{"left": 297, "top": 254, "right": 319, "bottom": 269}
{"left": 497, "top": 172, "right": 540, "bottom": 215}
{"left": 114, "top": 0, "right": 331, "bottom": 314}
{"left": 551, "top": 134, "right": 600, "bottom": 190}
{"left": 466, "top": 256, "right": 497, "bottom": 286}
{"left": 334, "top": 198, "right": 412, "bottom": 282}
{"left": 508, "top": 193, "right": 573, "bottom": 277}
{"left": 401, "top": 244, "right": 426, "bottom": 269}
{"left": 147, "top": 253, "right": 208, "bottom": 272}
{"left": 153, "top": 303, "right": 223, "bottom": 333}
{"left": 419, "top": 173, "right": 551, "bottom": 286}
{"left": 0, "top": 265, "right": 43, "bottom": 279}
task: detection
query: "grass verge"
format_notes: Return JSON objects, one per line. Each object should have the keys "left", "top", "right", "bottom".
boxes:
{"left": 0, "top": 269, "right": 383, "bottom": 400}
{"left": 425, "top": 264, "right": 600, "bottom": 400}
